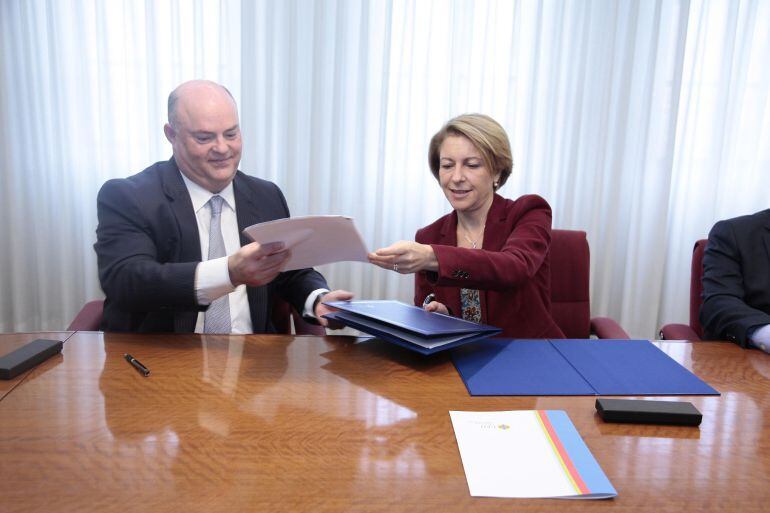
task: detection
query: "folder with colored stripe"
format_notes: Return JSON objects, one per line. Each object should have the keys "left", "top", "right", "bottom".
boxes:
{"left": 449, "top": 410, "right": 616, "bottom": 499}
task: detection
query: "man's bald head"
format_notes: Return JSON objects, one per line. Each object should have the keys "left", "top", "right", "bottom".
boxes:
{"left": 167, "top": 80, "right": 237, "bottom": 128}
{"left": 163, "top": 80, "right": 242, "bottom": 193}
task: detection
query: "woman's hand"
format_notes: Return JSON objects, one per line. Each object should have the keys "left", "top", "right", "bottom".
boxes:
{"left": 423, "top": 300, "right": 449, "bottom": 315}
{"left": 368, "top": 241, "right": 438, "bottom": 274}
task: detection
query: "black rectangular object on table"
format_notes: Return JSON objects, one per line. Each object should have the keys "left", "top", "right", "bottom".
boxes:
{"left": 0, "top": 339, "right": 63, "bottom": 380}
{"left": 595, "top": 398, "right": 702, "bottom": 426}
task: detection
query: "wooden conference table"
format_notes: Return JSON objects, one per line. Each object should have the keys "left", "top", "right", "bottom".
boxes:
{"left": 0, "top": 332, "right": 768, "bottom": 513}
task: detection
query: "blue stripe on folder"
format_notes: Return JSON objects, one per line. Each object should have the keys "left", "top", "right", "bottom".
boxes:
{"left": 546, "top": 411, "right": 617, "bottom": 496}
{"left": 452, "top": 339, "right": 719, "bottom": 396}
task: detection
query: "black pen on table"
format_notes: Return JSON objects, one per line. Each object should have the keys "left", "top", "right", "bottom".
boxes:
{"left": 124, "top": 353, "right": 150, "bottom": 377}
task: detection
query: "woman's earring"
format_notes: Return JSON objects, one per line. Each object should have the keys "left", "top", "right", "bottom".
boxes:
{"left": 493, "top": 180, "right": 499, "bottom": 190}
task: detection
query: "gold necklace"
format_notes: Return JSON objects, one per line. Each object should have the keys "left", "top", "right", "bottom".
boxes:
{"left": 459, "top": 223, "right": 484, "bottom": 249}
{"left": 462, "top": 233, "right": 478, "bottom": 249}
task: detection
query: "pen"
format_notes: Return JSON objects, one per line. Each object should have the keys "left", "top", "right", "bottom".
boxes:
{"left": 124, "top": 353, "right": 150, "bottom": 377}
{"left": 422, "top": 293, "right": 436, "bottom": 309}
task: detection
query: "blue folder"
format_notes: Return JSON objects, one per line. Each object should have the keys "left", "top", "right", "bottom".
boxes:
{"left": 452, "top": 339, "right": 719, "bottom": 396}
{"left": 323, "top": 300, "right": 501, "bottom": 355}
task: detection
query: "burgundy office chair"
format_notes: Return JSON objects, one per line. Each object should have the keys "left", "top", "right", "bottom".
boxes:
{"left": 550, "top": 230, "right": 630, "bottom": 339}
{"left": 67, "top": 300, "right": 105, "bottom": 330}
{"left": 67, "top": 298, "right": 325, "bottom": 335}
{"left": 658, "top": 239, "right": 707, "bottom": 340}
{"left": 270, "top": 298, "right": 326, "bottom": 336}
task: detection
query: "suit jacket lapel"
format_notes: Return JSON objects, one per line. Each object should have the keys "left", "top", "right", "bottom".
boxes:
{"left": 482, "top": 194, "right": 506, "bottom": 252}
{"left": 233, "top": 172, "right": 269, "bottom": 332}
{"left": 437, "top": 211, "right": 463, "bottom": 318}
{"left": 161, "top": 158, "right": 202, "bottom": 262}
{"left": 762, "top": 210, "right": 770, "bottom": 263}
{"left": 472, "top": 194, "right": 506, "bottom": 324}
{"left": 159, "top": 158, "right": 202, "bottom": 332}
{"left": 233, "top": 172, "right": 267, "bottom": 245}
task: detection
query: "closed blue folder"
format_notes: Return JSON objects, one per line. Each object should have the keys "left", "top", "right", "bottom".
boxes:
{"left": 322, "top": 300, "right": 501, "bottom": 355}
{"left": 452, "top": 339, "right": 719, "bottom": 396}
{"left": 325, "top": 300, "right": 496, "bottom": 335}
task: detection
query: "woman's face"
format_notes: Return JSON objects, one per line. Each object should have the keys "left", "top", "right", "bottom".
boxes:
{"left": 438, "top": 135, "right": 499, "bottom": 215}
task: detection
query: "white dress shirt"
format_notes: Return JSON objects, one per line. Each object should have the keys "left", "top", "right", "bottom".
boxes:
{"left": 749, "top": 324, "right": 770, "bottom": 354}
{"left": 181, "top": 173, "right": 253, "bottom": 333}
{"left": 181, "top": 173, "right": 327, "bottom": 333}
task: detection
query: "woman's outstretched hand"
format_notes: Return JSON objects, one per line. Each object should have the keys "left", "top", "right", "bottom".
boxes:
{"left": 368, "top": 241, "right": 438, "bottom": 274}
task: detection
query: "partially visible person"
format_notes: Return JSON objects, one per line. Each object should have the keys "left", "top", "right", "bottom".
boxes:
{"left": 95, "top": 80, "right": 351, "bottom": 333}
{"left": 369, "top": 114, "right": 563, "bottom": 339}
{"left": 701, "top": 209, "right": 770, "bottom": 353}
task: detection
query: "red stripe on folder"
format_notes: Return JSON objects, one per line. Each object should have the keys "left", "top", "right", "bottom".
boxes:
{"left": 536, "top": 410, "right": 590, "bottom": 495}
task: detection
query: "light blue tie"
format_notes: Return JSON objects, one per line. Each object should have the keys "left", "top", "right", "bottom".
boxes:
{"left": 204, "top": 195, "right": 232, "bottom": 333}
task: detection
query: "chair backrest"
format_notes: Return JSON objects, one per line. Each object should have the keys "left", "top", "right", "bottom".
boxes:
{"left": 549, "top": 229, "right": 591, "bottom": 338}
{"left": 67, "top": 300, "right": 105, "bottom": 330}
{"left": 271, "top": 298, "right": 326, "bottom": 336}
{"left": 67, "top": 298, "right": 324, "bottom": 335}
{"left": 689, "top": 239, "right": 708, "bottom": 338}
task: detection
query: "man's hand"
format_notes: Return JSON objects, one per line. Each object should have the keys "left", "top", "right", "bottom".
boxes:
{"left": 228, "top": 241, "right": 290, "bottom": 287}
{"left": 368, "top": 241, "right": 438, "bottom": 274}
{"left": 315, "top": 289, "right": 355, "bottom": 329}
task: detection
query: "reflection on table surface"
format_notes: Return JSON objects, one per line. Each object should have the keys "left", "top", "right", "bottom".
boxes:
{"left": 0, "top": 332, "right": 768, "bottom": 512}
{"left": 0, "top": 332, "right": 73, "bottom": 400}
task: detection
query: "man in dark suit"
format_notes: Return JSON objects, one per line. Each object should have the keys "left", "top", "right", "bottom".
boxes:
{"left": 701, "top": 209, "right": 770, "bottom": 352}
{"left": 94, "top": 80, "right": 352, "bottom": 333}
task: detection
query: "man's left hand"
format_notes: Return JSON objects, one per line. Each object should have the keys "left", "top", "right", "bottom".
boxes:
{"left": 315, "top": 289, "right": 355, "bottom": 328}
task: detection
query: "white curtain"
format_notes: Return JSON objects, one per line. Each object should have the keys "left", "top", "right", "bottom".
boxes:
{"left": 1, "top": 0, "right": 768, "bottom": 337}
{"left": 0, "top": 0, "right": 242, "bottom": 331}
{"left": 658, "top": 0, "right": 770, "bottom": 330}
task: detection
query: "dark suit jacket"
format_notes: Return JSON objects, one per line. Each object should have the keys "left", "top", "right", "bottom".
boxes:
{"left": 700, "top": 209, "right": 770, "bottom": 346}
{"left": 94, "top": 158, "right": 328, "bottom": 332}
{"left": 414, "top": 194, "right": 564, "bottom": 339}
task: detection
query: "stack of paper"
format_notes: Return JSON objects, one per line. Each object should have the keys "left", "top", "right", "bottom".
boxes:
{"left": 449, "top": 410, "right": 616, "bottom": 499}
{"left": 322, "top": 300, "right": 501, "bottom": 355}
{"left": 242, "top": 215, "right": 369, "bottom": 271}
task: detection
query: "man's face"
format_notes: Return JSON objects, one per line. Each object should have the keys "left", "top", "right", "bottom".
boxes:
{"left": 165, "top": 86, "right": 242, "bottom": 193}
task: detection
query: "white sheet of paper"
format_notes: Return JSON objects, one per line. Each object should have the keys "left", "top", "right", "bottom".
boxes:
{"left": 242, "top": 215, "right": 369, "bottom": 271}
{"left": 449, "top": 410, "right": 615, "bottom": 499}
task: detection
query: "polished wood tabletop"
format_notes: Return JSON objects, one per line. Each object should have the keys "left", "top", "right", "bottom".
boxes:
{"left": 0, "top": 332, "right": 768, "bottom": 512}
{"left": 0, "top": 332, "right": 73, "bottom": 401}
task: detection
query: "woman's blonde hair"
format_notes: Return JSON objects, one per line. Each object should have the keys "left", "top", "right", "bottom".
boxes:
{"left": 428, "top": 113, "right": 513, "bottom": 189}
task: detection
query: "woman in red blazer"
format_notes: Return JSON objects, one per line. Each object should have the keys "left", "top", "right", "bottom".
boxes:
{"left": 369, "top": 114, "right": 564, "bottom": 339}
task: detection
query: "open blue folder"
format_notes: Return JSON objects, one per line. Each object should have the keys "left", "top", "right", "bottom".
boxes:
{"left": 452, "top": 339, "right": 720, "bottom": 396}
{"left": 323, "top": 300, "right": 501, "bottom": 355}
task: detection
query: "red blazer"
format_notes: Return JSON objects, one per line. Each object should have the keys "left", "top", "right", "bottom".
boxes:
{"left": 414, "top": 194, "right": 564, "bottom": 339}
